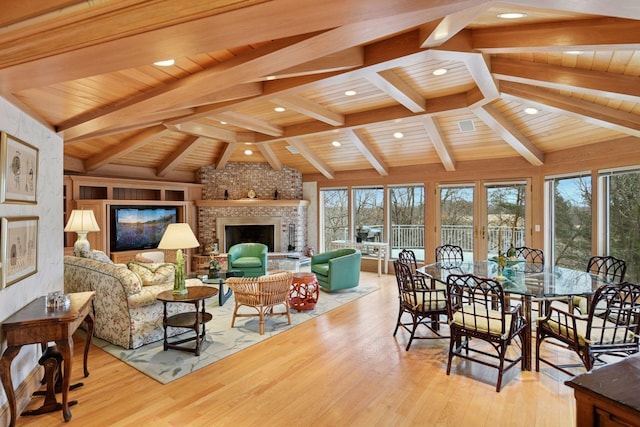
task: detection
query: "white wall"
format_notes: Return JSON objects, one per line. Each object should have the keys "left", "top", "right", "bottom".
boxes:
{"left": 303, "top": 181, "right": 317, "bottom": 251}
{"left": 0, "top": 97, "right": 63, "bottom": 406}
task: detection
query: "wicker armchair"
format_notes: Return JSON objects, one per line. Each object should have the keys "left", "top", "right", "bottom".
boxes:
{"left": 226, "top": 270, "right": 293, "bottom": 335}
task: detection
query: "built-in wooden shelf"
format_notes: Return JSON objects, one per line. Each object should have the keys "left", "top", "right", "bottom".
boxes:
{"left": 196, "top": 199, "right": 310, "bottom": 207}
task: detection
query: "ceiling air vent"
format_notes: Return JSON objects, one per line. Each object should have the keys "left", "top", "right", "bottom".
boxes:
{"left": 457, "top": 119, "right": 476, "bottom": 133}
{"left": 285, "top": 145, "right": 299, "bottom": 154}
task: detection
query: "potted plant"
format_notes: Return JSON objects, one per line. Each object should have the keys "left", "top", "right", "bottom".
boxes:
{"left": 209, "top": 255, "right": 221, "bottom": 277}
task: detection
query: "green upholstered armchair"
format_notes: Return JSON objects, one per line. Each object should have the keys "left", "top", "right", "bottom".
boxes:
{"left": 311, "top": 248, "right": 361, "bottom": 292}
{"left": 228, "top": 243, "right": 268, "bottom": 277}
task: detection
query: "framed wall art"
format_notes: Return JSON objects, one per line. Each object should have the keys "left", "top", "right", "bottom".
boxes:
{"left": 1, "top": 217, "right": 38, "bottom": 287}
{"left": 1, "top": 131, "right": 38, "bottom": 204}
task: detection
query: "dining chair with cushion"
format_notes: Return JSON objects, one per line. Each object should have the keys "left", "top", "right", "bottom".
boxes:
{"left": 435, "top": 244, "right": 463, "bottom": 266}
{"left": 393, "top": 260, "right": 448, "bottom": 351}
{"left": 573, "top": 255, "right": 627, "bottom": 314}
{"left": 536, "top": 281, "right": 640, "bottom": 376}
{"left": 226, "top": 270, "right": 293, "bottom": 335}
{"left": 445, "top": 273, "right": 527, "bottom": 392}
{"left": 397, "top": 248, "right": 419, "bottom": 275}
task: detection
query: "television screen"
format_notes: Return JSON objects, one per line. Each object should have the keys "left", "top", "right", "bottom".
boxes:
{"left": 110, "top": 206, "right": 178, "bottom": 252}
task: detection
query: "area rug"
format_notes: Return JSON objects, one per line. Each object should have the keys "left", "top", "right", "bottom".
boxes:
{"left": 89, "top": 283, "right": 379, "bottom": 384}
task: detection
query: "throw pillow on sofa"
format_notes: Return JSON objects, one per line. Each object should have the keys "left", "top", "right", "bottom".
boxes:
{"left": 83, "top": 249, "right": 114, "bottom": 264}
{"left": 127, "top": 261, "right": 175, "bottom": 286}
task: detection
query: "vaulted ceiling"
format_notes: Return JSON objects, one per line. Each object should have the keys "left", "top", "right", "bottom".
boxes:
{"left": 3, "top": 0, "right": 640, "bottom": 182}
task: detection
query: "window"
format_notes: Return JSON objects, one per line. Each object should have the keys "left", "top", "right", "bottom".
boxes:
{"left": 353, "top": 186, "right": 384, "bottom": 243}
{"left": 320, "top": 188, "right": 348, "bottom": 251}
{"left": 600, "top": 168, "right": 640, "bottom": 282}
{"left": 546, "top": 174, "right": 592, "bottom": 270}
{"left": 389, "top": 185, "right": 425, "bottom": 261}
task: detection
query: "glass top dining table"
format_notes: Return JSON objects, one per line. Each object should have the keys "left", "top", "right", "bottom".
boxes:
{"left": 416, "top": 260, "right": 611, "bottom": 370}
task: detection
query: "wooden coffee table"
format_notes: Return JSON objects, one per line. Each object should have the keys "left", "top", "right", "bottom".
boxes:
{"left": 156, "top": 286, "right": 218, "bottom": 356}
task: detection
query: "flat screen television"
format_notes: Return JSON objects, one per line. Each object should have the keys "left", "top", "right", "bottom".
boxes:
{"left": 110, "top": 205, "right": 178, "bottom": 252}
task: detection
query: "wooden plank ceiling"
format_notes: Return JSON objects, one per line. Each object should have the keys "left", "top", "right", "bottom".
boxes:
{"left": 2, "top": 0, "right": 640, "bottom": 182}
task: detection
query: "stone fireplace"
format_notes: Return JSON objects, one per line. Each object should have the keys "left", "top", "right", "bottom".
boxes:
{"left": 196, "top": 162, "right": 309, "bottom": 254}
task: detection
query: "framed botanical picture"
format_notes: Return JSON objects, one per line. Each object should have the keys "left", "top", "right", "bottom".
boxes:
{"left": 1, "top": 217, "right": 38, "bottom": 287}
{"left": 1, "top": 131, "right": 38, "bottom": 204}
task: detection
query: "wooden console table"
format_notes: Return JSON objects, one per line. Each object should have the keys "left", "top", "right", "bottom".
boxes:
{"left": 0, "top": 291, "right": 95, "bottom": 426}
{"left": 565, "top": 355, "right": 640, "bottom": 426}
{"left": 330, "top": 240, "right": 389, "bottom": 276}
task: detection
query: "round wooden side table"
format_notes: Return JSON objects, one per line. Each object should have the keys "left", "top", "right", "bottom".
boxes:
{"left": 157, "top": 286, "right": 218, "bottom": 356}
{"left": 289, "top": 272, "right": 320, "bottom": 311}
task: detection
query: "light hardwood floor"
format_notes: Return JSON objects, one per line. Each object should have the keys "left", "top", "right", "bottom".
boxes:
{"left": 19, "top": 272, "right": 578, "bottom": 427}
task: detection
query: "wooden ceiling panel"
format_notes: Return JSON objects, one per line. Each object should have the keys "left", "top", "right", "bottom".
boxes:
{"left": 468, "top": 5, "right": 596, "bottom": 29}
{"left": 0, "top": 0, "right": 634, "bottom": 181}
{"left": 300, "top": 77, "right": 392, "bottom": 115}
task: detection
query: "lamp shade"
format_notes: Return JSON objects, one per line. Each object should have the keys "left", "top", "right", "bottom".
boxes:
{"left": 64, "top": 209, "right": 100, "bottom": 233}
{"left": 157, "top": 223, "right": 199, "bottom": 250}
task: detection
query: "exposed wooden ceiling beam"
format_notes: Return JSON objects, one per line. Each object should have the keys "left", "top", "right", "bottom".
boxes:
{"left": 64, "top": 107, "right": 196, "bottom": 143}
{"left": 216, "top": 142, "right": 236, "bottom": 170}
{"left": 344, "top": 129, "right": 389, "bottom": 175}
{"left": 365, "top": 69, "right": 426, "bottom": 113}
{"left": 168, "top": 83, "right": 264, "bottom": 113}
{"left": 500, "top": 81, "right": 640, "bottom": 137}
{"left": 167, "top": 122, "right": 234, "bottom": 142}
{"left": 286, "top": 137, "right": 335, "bottom": 179}
{"left": 492, "top": 57, "right": 640, "bottom": 103}
{"left": 420, "top": 3, "right": 489, "bottom": 48}
{"left": 271, "top": 95, "right": 344, "bottom": 126}
{"left": 157, "top": 135, "right": 202, "bottom": 177}
{"left": 84, "top": 126, "right": 170, "bottom": 171}
{"left": 472, "top": 17, "right": 640, "bottom": 53}
{"left": 506, "top": 0, "right": 640, "bottom": 20}
{"left": 256, "top": 47, "right": 365, "bottom": 81}
{"left": 473, "top": 104, "right": 544, "bottom": 166}
{"left": 422, "top": 116, "right": 456, "bottom": 171}
{"left": 257, "top": 144, "right": 283, "bottom": 171}
{"left": 207, "top": 111, "right": 283, "bottom": 137}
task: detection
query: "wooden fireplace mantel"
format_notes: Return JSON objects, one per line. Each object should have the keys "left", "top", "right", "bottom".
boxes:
{"left": 195, "top": 199, "right": 310, "bottom": 207}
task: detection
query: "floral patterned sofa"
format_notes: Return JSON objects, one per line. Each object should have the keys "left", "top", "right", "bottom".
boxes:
{"left": 64, "top": 255, "right": 201, "bottom": 349}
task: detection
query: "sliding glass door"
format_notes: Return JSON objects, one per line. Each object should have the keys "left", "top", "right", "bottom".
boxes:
{"left": 439, "top": 185, "right": 474, "bottom": 262}
{"left": 485, "top": 183, "right": 526, "bottom": 259}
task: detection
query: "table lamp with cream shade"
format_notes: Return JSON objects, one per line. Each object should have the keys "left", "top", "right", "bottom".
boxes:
{"left": 158, "top": 223, "right": 199, "bottom": 295}
{"left": 64, "top": 209, "right": 100, "bottom": 256}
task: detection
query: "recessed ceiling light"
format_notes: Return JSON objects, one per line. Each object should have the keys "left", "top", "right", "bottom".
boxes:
{"left": 496, "top": 12, "right": 527, "bottom": 19}
{"left": 432, "top": 68, "right": 448, "bottom": 76}
{"left": 274, "top": 106, "right": 286, "bottom": 112}
{"left": 153, "top": 59, "right": 175, "bottom": 66}
{"left": 266, "top": 75, "right": 276, "bottom": 80}
{"left": 220, "top": 121, "right": 227, "bottom": 125}
{"left": 332, "top": 141, "right": 342, "bottom": 147}
{"left": 244, "top": 149, "right": 253, "bottom": 155}
{"left": 393, "top": 132, "right": 404, "bottom": 139}
{"left": 344, "top": 90, "right": 357, "bottom": 96}
{"left": 565, "top": 50, "right": 584, "bottom": 55}
{"left": 524, "top": 107, "right": 539, "bottom": 115}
